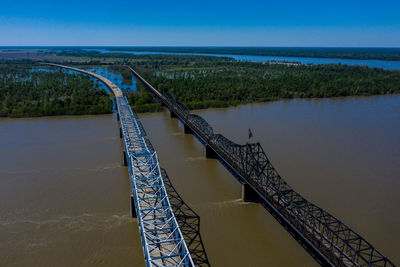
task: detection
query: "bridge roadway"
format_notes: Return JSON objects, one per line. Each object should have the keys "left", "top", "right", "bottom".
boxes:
{"left": 129, "top": 66, "right": 396, "bottom": 267}
{"left": 47, "top": 63, "right": 194, "bottom": 267}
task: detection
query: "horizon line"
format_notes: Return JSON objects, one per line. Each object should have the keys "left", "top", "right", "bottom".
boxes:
{"left": 1, "top": 46, "right": 400, "bottom": 49}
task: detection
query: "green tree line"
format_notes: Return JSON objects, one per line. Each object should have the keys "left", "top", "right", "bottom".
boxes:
{"left": 126, "top": 82, "right": 163, "bottom": 113}
{"left": 71, "top": 47, "right": 400, "bottom": 61}
{"left": 0, "top": 61, "right": 113, "bottom": 118}
{"left": 129, "top": 56, "right": 400, "bottom": 110}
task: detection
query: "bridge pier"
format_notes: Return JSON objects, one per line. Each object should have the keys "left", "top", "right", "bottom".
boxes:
{"left": 122, "top": 150, "right": 128, "bottom": 166}
{"left": 130, "top": 194, "right": 137, "bottom": 218}
{"left": 117, "top": 113, "right": 120, "bottom": 121}
{"left": 170, "top": 110, "right": 178, "bottom": 118}
{"left": 119, "top": 127, "right": 123, "bottom": 139}
{"left": 241, "top": 183, "right": 261, "bottom": 202}
{"left": 183, "top": 123, "right": 193, "bottom": 134}
{"left": 205, "top": 145, "right": 218, "bottom": 159}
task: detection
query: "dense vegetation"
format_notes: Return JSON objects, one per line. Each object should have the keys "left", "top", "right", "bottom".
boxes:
{"left": 129, "top": 55, "right": 400, "bottom": 110}
{"left": 0, "top": 61, "right": 113, "bottom": 118}
{"left": 56, "top": 50, "right": 234, "bottom": 64}
{"left": 126, "top": 82, "right": 163, "bottom": 113}
{"left": 109, "top": 65, "right": 133, "bottom": 85}
{"left": 101, "top": 47, "right": 400, "bottom": 61}
{"left": 2, "top": 52, "right": 400, "bottom": 116}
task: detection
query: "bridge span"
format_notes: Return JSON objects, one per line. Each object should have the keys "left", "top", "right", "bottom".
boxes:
{"left": 129, "top": 66, "right": 396, "bottom": 267}
{"left": 47, "top": 63, "right": 196, "bottom": 267}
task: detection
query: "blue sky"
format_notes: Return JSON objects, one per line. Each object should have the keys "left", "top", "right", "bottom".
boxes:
{"left": 1, "top": 0, "right": 399, "bottom": 46}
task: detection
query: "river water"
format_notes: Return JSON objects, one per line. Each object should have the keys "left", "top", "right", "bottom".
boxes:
{"left": 140, "top": 95, "right": 400, "bottom": 266}
{"left": 0, "top": 95, "right": 399, "bottom": 266}
{"left": 87, "top": 48, "right": 400, "bottom": 70}
{"left": 0, "top": 115, "right": 144, "bottom": 266}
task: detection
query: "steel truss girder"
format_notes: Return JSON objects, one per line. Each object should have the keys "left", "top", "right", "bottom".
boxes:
{"left": 160, "top": 168, "right": 211, "bottom": 267}
{"left": 136, "top": 84, "right": 395, "bottom": 267}
{"left": 47, "top": 64, "right": 196, "bottom": 267}
{"left": 117, "top": 96, "right": 194, "bottom": 267}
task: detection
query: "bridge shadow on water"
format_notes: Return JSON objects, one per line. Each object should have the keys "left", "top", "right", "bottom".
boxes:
{"left": 160, "top": 168, "right": 211, "bottom": 267}
{"left": 140, "top": 110, "right": 210, "bottom": 266}
{"left": 130, "top": 68, "right": 396, "bottom": 267}
{"left": 134, "top": 104, "right": 210, "bottom": 266}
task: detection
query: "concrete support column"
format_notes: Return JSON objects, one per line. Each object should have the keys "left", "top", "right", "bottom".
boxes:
{"left": 170, "top": 110, "right": 178, "bottom": 118}
{"left": 183, "top": 123, "right": 194, "bottom": 134}
{"left": 122, "top": 150, "right": 128, "bottom": 166}
{"left": 130, "top": 195, "right": 137, "bottom": 218}
{"left": 119, "top": 127, "right": 123, "bottom": 139}
{"left": 117, "top": 113, "right": 120, "bottom": 121}
{"left": 205, "top": 144, "right": 218, "bottom": 159}
{"left": 241, "top": 183, "right": 261, "bottom": 202}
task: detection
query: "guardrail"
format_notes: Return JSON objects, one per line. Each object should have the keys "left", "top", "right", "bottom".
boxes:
{"left": 46, "top": 63, "right": 194, "bottom": 267}
{"left": 118, "top": 96, "right": 194, "bottom": 267}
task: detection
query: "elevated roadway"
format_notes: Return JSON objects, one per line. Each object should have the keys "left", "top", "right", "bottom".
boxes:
{"left": 47, "top": 63, "right": 194, "bottom": 267}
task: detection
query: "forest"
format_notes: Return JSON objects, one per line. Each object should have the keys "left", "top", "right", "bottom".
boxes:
{"left": 2, "top": 53, "right": 400, "bottom": 116}
{"left": 101, "top": 47, "right": 400, "bottom": 61}
{"left": 126, "top": 82, "right": 163, "bottom": 113}
{"left": 0, "top": 61, "right": 113, "bottom": 118}
{"left": 128, "top": 55, "right": 400, "bottom": 110}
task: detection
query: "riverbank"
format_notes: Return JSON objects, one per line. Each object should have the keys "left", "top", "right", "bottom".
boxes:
{"left": 97, "top": 47, "right": 400, "bottom": 61}
{"left": 83, "top": 48, "right": 400, "bottom": 69}
{"left": 129, "top": 57, "right": 400, "bottom": 113}
{"left": 3, "top": 55, "right": 400, "bottom": 117}
{"left": 139, "top": 94, "right": 400, "bottom": 265}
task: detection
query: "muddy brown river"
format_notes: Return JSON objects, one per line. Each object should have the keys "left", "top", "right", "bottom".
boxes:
{"left": 0, "top": 95, "right": 399, "bottom": 266}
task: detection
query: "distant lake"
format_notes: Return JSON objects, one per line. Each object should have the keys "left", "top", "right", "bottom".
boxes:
{"left": 86, "top": 48, "right": 400, "bottom": 70}
{"left": 83, "top": 66, "right": 137, "bottom": 92}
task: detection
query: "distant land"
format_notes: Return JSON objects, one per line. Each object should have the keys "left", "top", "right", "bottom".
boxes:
{"left": 1, "top": 47, "right": 400, "bottom": 61}
{"left": 1, "top": 47, "right": 400, "bottom": 117}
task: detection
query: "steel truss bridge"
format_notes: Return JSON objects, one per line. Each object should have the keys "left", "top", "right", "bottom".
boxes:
{"left": 46, "top": 64, "right": 210, "bottom": 267}
{"left": 129, "top": 66, "right": 396, "bottom": 267}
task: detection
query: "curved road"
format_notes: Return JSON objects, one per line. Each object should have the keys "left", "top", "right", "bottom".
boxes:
{"left": 45, "top": 63, "right": 123, "bottom": 97}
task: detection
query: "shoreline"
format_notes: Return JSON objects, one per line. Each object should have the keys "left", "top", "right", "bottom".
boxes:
{"left": 2, "top": 93, "right": 399, "bottom": 119}
{"left": 133, "top": 93, "right": 400, "bottom": 114}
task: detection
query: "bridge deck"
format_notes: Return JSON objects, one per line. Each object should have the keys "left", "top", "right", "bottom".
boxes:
{"left": 47, "top": 63, "right": 194, "bottom": 267}
{"left": 118, "top": 96, "right": 193, "bottom": 266}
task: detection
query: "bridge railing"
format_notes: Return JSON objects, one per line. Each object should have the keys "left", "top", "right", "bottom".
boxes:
{"left": 130, "top": 67, "right": 396, "bottom": 267}
{"left": 187, "top": 114, "right": 214, "bottom": 141}
{"left": 118, "top": 95, "right": 194, "bottom": 267}
{"left": 211, "top": 135, "right": 395, "bottom": 267}
{"left": 47, "top": 64, "right": 196, "bottom": 267}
